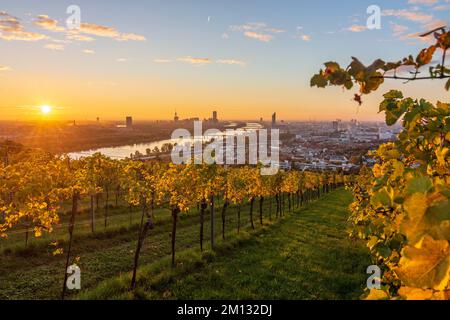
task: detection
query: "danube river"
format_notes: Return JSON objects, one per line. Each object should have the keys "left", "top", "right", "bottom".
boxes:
{"left": 68, "top": 123, "right": 264, "bottom": 160}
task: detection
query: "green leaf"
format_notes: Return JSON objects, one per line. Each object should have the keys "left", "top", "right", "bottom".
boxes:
{"left": 371, "top": 188, "right": 392, "bottom": 207}
{"left": 406, "top": 176, "right": 433, "bottom": 195}
{"left": 383, "top": 90, "right": 403, "bottom": 100}
{"left": 445, "top": 79, "right": 450, "bottom": 91}
{"left": 324, "top": 61, "right": 340, "bottom": 73}
{"left": 310, "top": 72, "right": 328, "bottom": 88}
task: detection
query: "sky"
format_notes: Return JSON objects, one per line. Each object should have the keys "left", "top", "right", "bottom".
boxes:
{"left": 0, "top": 0, "right": 449, "bottom": 122}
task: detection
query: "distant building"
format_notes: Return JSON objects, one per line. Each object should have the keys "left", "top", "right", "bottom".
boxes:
{"left": 212, "top": 111, "right": 218, "bottom": 123}
{"left": 174, "top": 112, "right": 179, "bottom": 122}
{"left": 332, "top": 119, "right": 341, "bottom": 132}
{"left": 272, "top": 113, "right": 277, "bottom": 127}
{"left": 126, "top": 116, "right": 133, "bottom": 128}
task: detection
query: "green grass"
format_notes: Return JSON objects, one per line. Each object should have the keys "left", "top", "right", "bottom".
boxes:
{"left": 78, "top": 189, "right": 371, "bottom": 300}
{"left": 0, "top": 189, "right": 370, "bottom": 300}
{"left": 0, "top": 193, "right": 284, "bottom": 299}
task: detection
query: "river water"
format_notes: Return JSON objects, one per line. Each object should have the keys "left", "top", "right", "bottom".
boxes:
{"left": 68, "top": 123, "right": 264, "bottom": 160}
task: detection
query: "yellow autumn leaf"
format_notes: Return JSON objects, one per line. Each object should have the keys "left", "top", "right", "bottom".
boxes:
{"left": 431, "top": 290, "right": 450, "bottom": 300}
{"left": 401, "top": 193, "right": 429, "bottom": 242}
{"left": 53, "top": 248, "right": 64, "bottom": 256}
{"left": 435, "top": 147, "right": 449, "bottom": 166}
{"left": 396, "top": 235, "right": 450, "bottom": 291}
{"left": 365, "top": 289, "right": 389, "bottom": 300}
{"left": 398, "top": 286, "right": 433, "bottom": 300}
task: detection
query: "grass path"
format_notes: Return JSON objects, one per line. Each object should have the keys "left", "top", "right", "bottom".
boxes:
{"left": 163, "top": 189, "right": 371, "bottom": 300}
{"left": 81, "top": 189, "right": 371, "bottom": 300}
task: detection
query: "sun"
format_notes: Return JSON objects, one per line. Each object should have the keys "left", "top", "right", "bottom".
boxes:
{"left": 40, "top": 105, "right": 52, "bottom": 114}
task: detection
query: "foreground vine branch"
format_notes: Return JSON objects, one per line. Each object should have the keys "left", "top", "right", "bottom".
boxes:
{"left": 311, "top": 26, "right": 450, "bottom": 104}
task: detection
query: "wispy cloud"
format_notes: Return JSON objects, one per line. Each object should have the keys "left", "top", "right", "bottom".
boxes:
{"left": 244, "top": 31, "right": 273, "bottom": 42}
{"left": 230, "top": 22, "right": 284, "bottom": 42}
{"left": 0, "top": 65, "right": 11, "bottom": 72}
{"left": 217, "top": 59, "right": 246, "bottom": 67}
{"left": 66, "top": 33, "right": 95, "bottom": 42}
{"left": 44, "top": 43, "right": 64, "bottom": 51}
{"left": 294, "top": 27, "right": 312, "bottom": 41}
{"left": 432, "top": 3, "right": 450, "bottom": 11}
{"left": 154, "top": 59, "right": 172, "bottom": 63}
{"left": 178, "top": 56, "right": 212, "bottom": 65}
{"left": 382, "top": 9, "right": 434, "bottom": 23}
{"left": 82, "top": 49, "right": 95, "bottom": 54}
{"left": 32, "top": 14, "right": 147, "bottom": 42}
{"left": 390, "top": 22, "right": 409, "bottom": 37}
{"left": 168, "top": 57, "right": 246, "bottom": 67}
{"left": 383, "top": 3, "right": 447, "bottom": 44}
{"left": 0, "top": 11, "right": 47, "bottom": 41}
{"left": 77, "top": 23, "right": 146, "bottom": 42}
{"left": 34, "top": 15, "right": 65, "bottom": 32}
{"left": 346, "top": 25, "right": 367, "bottom": 32}
{"left": 408, "top": 0, "right": 438, "bottom": 5}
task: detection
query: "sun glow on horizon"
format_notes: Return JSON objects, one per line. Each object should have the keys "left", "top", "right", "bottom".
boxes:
{"left": 40, "top": 105, "right": 52, "bottom": 115}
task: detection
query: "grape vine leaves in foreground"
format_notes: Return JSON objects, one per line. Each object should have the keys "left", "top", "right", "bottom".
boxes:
{"left": 311, "top": 28, "right": 450, "bottom": 300}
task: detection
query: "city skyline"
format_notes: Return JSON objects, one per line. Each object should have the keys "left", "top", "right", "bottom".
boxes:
{"left": 1, "top": 0, "right": 449, "bottom": 121}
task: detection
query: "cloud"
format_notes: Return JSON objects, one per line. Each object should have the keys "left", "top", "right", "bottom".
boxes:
{"left": 294, "top": 33, "right": 312, "bottom": 41}
{"left": 300, "top": 34, "right": 312, "bottom": 41}
{"left": 154, "top": 59, "right": 172, "bottom": 63}
{"left": 408, "top": 0, "right": 438, "bottom": 5}
{"left": 34, "top": 15, "right": 65, "bottom": 32}
{"left": 230, "top": 22, "right": 284, "bottom": 42}
{"left": 66, "top": 32, "right": 95, "bottom": 42}
{"left": 0, "top": 65, "right": 11, "bottom": 72}
{"left": 83, "top": 49, "right": 95, "bottom": 54}
{"left": 78, "top": 23, "right": 146, "bottom": 41}
{"left": 0, "top": 11, "right": 47, "bottom": 41}
{"left": 433, "top": 4, "right": 450, "bottom": 10}
{"left": 157, "top": 57, "right": 246, "bottom": 67}
{"left": 116, "top": 58, "right": 128, "bottom": 62}
{"left": 119, "top": 33, "right": 146, "bottom": 41}
{"left": 382, "top": 9, "right": 434, "bottom": 23}
{"left": 347, "top": 25, "right": 367, "bottom": 32}
{"left": 294, "top": 26, "right": 312, "bottom": 41}
{"left": 32, "top": 14, "right": 146, "bottom": 42}
{"left": 217, "top": 59, "right": 246, "bottom": 67}
{"left": 44, "top": 43, "right": 64, "bottom": 51}
{"left": 244, "top": 31, "right": 273, "bottom": 42}
{"left": 230, "top": 22, "right": 268, "bottom": 32}
{"left": 424, "top": 19, "right": 448, "bottom": 30}
{"left": 390, "top": 22, "right": 409, "bottom": 37}
{"left": 399, "top": 19, "right": 448, "bottom": 44}
{"left": 177, "top": 57, "right": 212, "bottom": 65}
{"left": 222, "top": 33, "right": 230, "bottom": 40}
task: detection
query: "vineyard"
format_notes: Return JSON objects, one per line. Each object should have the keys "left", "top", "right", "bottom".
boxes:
{"left": 1, "top": 14, "right": 448, "bottom": 302}
{"left": 0, "top": 151, "right": 349, "bottom": 299}
{"left": 311, "top": 27, "right": 450, "bottom": 299}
